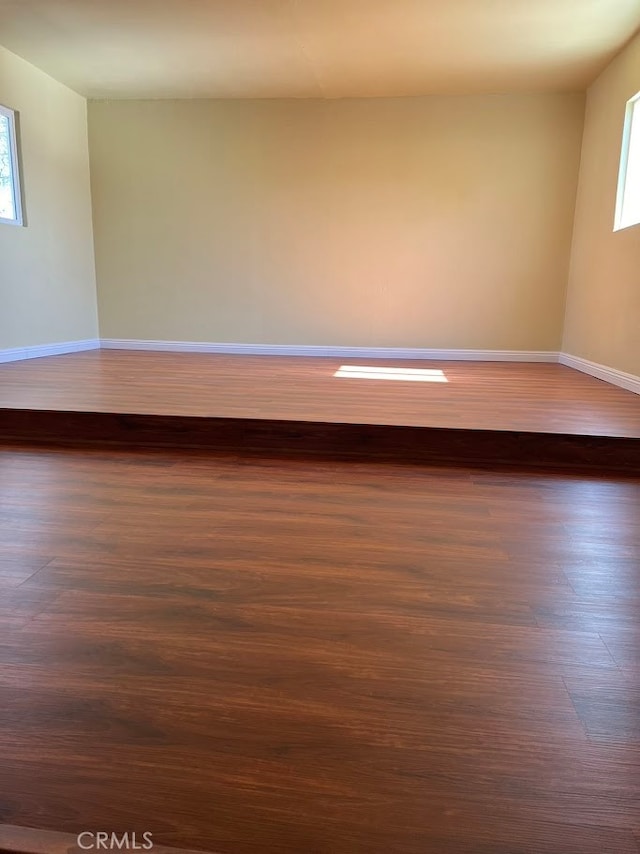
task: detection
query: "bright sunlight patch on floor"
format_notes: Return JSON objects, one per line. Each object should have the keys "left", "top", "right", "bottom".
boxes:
{"left": 334, "top": 366, "right": 448, "bottom": 383}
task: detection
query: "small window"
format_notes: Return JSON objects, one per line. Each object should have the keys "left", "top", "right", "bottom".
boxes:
{"left": 615, "top": 91, "right": 640, "bottom": 232}
{"left": 0, "top": 104, "right": 23, "bottom": 226}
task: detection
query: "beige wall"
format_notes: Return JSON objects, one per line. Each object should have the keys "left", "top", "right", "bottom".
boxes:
{"left": 90, "top": 94, "right": 584, "bottom": 350}
{"left": 563, "top": 31, "right": 640, "bottom": 376}
{"left": 0, "top": 46, "right": 98, "bottom": 350}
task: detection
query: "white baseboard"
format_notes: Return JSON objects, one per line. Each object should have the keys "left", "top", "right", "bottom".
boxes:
{"left": 0, "top": 338, "right": 100, "bottom": 364}
{"left": 2, "top": 338, "right": 638, "bottom": 397}
{"left": 559, "top": 353, "right": 640, "bottom": 395}
{"left": 100, "top": 339, "right": 560, "bottom": 362}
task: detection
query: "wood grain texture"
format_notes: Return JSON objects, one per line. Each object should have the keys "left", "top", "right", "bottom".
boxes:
{"left": 1, "top": 355, "right": 640, "bottom": 473}
{"left": 0, "top": 350, "right": 639, "bottom": 436}
{"left": 1, "top": 409, "right": 639, "bottom": 474}
{"left": 0, "top": 445, "right": 639, "bottom": 852}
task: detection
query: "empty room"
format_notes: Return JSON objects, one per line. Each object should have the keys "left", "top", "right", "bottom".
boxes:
{"left": 1, "top": 0, "right": 640, "bottom": 852}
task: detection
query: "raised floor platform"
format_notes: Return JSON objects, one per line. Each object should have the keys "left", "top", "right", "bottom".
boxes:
{"left": 0, "top": 350, "right": 639, "bottom": 472}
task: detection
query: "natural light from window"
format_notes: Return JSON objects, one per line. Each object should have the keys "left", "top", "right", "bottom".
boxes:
{"left": 334, "top": 366, "right": 448, "bottom": 383}
{"left": 615, "top": 91, "right": 640, "bottom": 231}
{"left": 0, "top": 104, "right": 23, "bottom": 226}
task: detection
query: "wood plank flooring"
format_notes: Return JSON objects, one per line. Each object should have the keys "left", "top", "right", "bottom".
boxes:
{"left": 1, "top": 444, "right": 639, "bottom": 852}
{"left": 1, "top": 350, "right": 639, "bottom": 436}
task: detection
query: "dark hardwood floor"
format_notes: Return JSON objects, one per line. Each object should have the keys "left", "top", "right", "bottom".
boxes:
{"left": 1, "top": 444, "right": 639, "bottom": 852}
{"left": 1, "top": 350, "right": 639, "bottom": 436}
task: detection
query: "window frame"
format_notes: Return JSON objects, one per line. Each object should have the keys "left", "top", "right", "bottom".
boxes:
{"left": 0, "top": 103, "right": 24, "bottom": 227}
{"left": 614, "top": 90, "right": 640, "bottom": 232}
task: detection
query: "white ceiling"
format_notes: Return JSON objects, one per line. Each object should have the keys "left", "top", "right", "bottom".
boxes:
{"left": 1, "top": 0, "right": 639, "bottom": 99}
